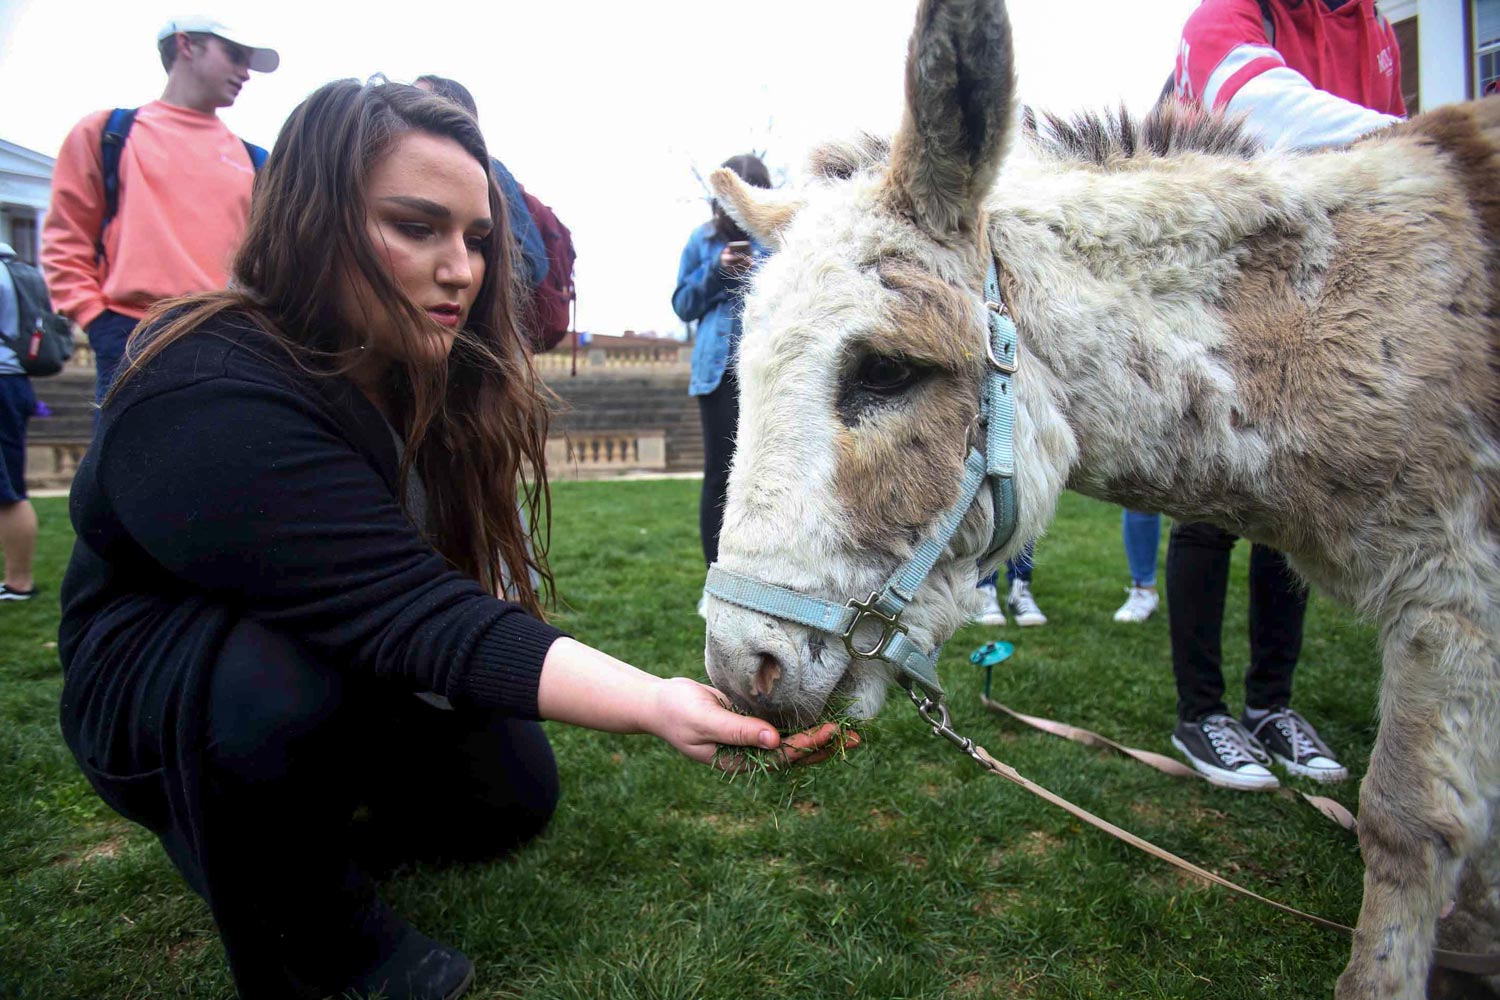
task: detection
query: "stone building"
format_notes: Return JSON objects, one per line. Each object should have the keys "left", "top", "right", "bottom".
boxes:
{"left": 0, "top": 138, "right": 54, "bottom": 264}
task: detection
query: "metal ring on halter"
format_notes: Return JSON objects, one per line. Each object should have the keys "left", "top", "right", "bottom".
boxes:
{"left": 984, "top": 338, "right": 1017, "bottom": 375}
{"left": 982, "top": 307, "right": 1018, "bottom": 375}
{"left": 841, "top": 592, "right": 908, "bottom": 660}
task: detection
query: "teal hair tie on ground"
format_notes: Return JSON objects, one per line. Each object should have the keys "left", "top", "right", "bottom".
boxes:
{"left": 969, "top": 641, "right": 1014, "bottom": 699}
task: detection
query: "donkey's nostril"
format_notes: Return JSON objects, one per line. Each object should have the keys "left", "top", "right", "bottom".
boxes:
{"left": 751, "top": 653, "right": 783, "bottom": 698}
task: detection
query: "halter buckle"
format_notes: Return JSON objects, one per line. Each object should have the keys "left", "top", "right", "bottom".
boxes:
{"left": 842, "top": 592, "right": 908, "bottom": 660}
{"left": 984, "top": 301, "right": 1018, "bottom": 375}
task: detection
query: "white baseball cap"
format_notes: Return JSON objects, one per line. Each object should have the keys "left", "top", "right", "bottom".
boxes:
{"left": 157, "top": 17, "right": 280, "bottom": 73}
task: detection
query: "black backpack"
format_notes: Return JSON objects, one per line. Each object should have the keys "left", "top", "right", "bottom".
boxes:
{"left": 1, "top": 254, "right": 74, "bottom": 377}
{"left": 96, "top": 107, "right": 269, "bottom": 263}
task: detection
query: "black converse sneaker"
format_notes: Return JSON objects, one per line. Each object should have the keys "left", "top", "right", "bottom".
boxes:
{"left": 1245, "top": 707, "right": 1349, "bottom": 783}
{"left": 1171, "top": 713, "right": 1279, "bottom": 791}
{"left": 0, "top": 584, "right": 37, "bottom": 602}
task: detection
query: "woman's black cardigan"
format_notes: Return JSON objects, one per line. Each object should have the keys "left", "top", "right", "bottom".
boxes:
{"left": 57, "top": 313, "right": 566, "bottom": 888}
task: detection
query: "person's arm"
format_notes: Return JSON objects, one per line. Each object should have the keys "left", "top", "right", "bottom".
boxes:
{"left": 41, "top": 113, "right": 112, "bottom": 329}
{"left": 537, "top": 638, "right": 761, "bottom": 761}
{"left": 1175, "top": 0, "right": 1401, "bottom": 150}
{"left": 538, "top": 638, "right": 850, "bottom": 764}
{"left": 1222, "top": 68, "right": 1401, "bottom": 149}
{"left": 671, "top": 228, "right": 731, "bottom": 324}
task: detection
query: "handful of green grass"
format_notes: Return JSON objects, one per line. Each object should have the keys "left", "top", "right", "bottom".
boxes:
{"left": 711, "top": 700, "right": 862, "bottom": 784}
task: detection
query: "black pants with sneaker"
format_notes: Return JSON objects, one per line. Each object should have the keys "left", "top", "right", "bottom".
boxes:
{"left": 697, "top": 365, "right": 739, "bottom": 567}
{"left": 1165, "top": 521, "right": 1308, "bottom": 722}
{"left": 163, "top": 619, "right": 558, "bottom": 998}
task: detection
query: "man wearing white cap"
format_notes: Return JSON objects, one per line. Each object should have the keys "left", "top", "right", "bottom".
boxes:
{"left": 42, "top": 17, "right": 279, "bottom": 406}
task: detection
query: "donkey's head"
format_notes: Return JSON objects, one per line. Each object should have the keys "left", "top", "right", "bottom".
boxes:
{"left": 704, "top": 0, "right": 1021, "bottom": 729}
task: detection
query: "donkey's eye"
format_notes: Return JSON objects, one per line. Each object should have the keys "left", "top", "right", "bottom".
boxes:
{"left": 857, "top": 355, "right": 919, "bottom": 394}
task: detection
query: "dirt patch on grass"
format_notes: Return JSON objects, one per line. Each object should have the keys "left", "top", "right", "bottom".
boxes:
{"left": 165, "top": 936, "right": 211, "bottom": 964}
{"left": 1143, "top": 866, "right": 1210, "bottom": 892}
{"left": 971, "top": 887, "right": 1024, "bottom": 918}
{"left": 865, "top": 807, "right": 901, "bottom": 830}
{"left": 1128, "top": 798, "right": 1170, "bottom": 824}
{"left": 1017, "top": 830, "right": 1063, "bottom": 858}
{"left": 83, "top": 837, "right": 126, "bottom": 863}
{"left": 53, "top": 830, "right": 130, "bottom": 867}
{"left": 947, "top": 967, "right": 1040, "bottom": 997}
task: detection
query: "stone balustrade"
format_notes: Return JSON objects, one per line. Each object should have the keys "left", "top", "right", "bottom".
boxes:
{"left": 545, "top": 429, "right": 668, "bottom": 480}
{"left": 532, "top": 342, "right": 687, "bottom": 373}
{"left": 26, "top": 440, "right": 89, "bottom": 490}
{"left": 67, "top": 332, "right": 94, "bottom": 372}
{"left": 27, "top": 338, "right": 703, "bottom": 489}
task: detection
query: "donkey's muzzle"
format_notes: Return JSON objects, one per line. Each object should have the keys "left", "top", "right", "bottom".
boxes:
{"left": 705, "top": 607, "right": 833, "bottom": 732}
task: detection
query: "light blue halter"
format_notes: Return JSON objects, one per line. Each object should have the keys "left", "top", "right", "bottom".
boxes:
{"left": 704, "top": 256, "right": 1019, "bottom": 704}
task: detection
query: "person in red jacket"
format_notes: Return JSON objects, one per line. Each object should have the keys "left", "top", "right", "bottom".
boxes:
{"left": 1173, "top": 0, "right": 1404, "bottom": 148}
{"left": 1164, "top": 0, "right": 1404, "bottom": 792}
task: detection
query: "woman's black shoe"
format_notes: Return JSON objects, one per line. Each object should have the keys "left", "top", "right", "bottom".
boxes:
{"left": 344, "top": 920, "right": 474, "bottom": 1000}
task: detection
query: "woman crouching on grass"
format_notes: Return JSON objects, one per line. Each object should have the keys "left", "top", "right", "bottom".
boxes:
{"left": 56, "top": 79, "right": 844, "bottom": 1000}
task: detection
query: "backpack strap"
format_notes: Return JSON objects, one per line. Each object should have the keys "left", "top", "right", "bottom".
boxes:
{"left": 95, "top": 109, "right": 265, "bottom": 264}
{"left": 97, "top": 107, "right": 138, "bottom": 264}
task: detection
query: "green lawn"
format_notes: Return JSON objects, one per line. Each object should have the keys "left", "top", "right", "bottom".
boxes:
{"left": 0, "top": 484, "right": 1379, "bottom": 999}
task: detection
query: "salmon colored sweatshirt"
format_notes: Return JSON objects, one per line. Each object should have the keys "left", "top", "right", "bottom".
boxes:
{"left": 41, "top": 101, "right": 256, "bottom": 330}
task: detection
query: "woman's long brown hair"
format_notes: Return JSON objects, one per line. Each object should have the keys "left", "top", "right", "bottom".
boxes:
{"left": 110, "top": 80, "right": 555, "bottom": 615}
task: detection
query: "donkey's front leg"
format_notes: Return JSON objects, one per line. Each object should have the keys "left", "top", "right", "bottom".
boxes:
{"left": 1337, "top": 609, "right": 1500, "bottom": 1000}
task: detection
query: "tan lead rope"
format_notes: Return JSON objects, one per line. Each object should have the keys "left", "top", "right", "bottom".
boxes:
{"left": 979, "top": 695, "right": 1358, "bottom": 831}
{"left": 966, "top": 706, "right": 1500, "bottom": 975}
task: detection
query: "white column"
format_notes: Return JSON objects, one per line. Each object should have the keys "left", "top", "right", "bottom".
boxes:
{"left": 1419, "top": 0, "right": 1470, "bottom": 108}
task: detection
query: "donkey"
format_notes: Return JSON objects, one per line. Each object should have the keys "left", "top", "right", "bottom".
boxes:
{"left": 700, "top": 0, "right": 1500, "bottom": 996}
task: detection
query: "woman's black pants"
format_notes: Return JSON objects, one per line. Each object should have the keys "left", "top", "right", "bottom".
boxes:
{"left": 168, "top": 619, "right": 558, "bottom": 996}
{"left": 697, "top": 366, "right": 739, "bottom": 567}
{"left": 1165, "top": 520, "right": 1308, "bottom": 722}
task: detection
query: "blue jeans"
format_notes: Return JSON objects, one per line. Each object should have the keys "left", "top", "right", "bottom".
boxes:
{"left": 1122, "top": 509, "right": 1161, "bottom": 587}
{"left": 87, "top": 309, "right": 138, "bottom": 406}
{"left": 979, "top": 541, "right": 1034, "bottom": 589}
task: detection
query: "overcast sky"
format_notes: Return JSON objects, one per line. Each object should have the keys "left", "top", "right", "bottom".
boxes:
{"left": 0, "top": 0, "right": 1200, "bottom": 337}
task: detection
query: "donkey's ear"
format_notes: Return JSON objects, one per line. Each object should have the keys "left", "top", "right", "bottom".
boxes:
{"left": 883, "top": 0, "right": 1016, "bottom": 240}
{"left": 708, "top": 168, "right": 804, "bottom": 247}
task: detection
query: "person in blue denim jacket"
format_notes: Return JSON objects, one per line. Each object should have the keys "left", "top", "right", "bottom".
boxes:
{"left": 672, "top": 154, "right": 771, "bottom": 581}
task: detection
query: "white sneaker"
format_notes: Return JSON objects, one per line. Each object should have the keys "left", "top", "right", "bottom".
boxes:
{"left": 1113, "top": 586, "right": 1159, "bottom": 623}
{"left": 971, "top": 583, "right": 1006, "bottom": 626}
{"left": 1007, "top": 580, "right": 1047, "bottom": 627}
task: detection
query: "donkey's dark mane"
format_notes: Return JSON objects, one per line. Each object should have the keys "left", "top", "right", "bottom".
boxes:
{"left": 1024, "top": 101, "right": 1262, "bottom": 166}
{"left": 807, "top": 103, "right": 1259, "bottom": 184}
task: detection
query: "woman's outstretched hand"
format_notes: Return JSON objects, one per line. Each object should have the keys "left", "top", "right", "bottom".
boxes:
{"left": 646, "top": 676, "right": 859, "bottom": 767}
{"left": 536, "top": 639, "right": 859, "bottom": 766}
